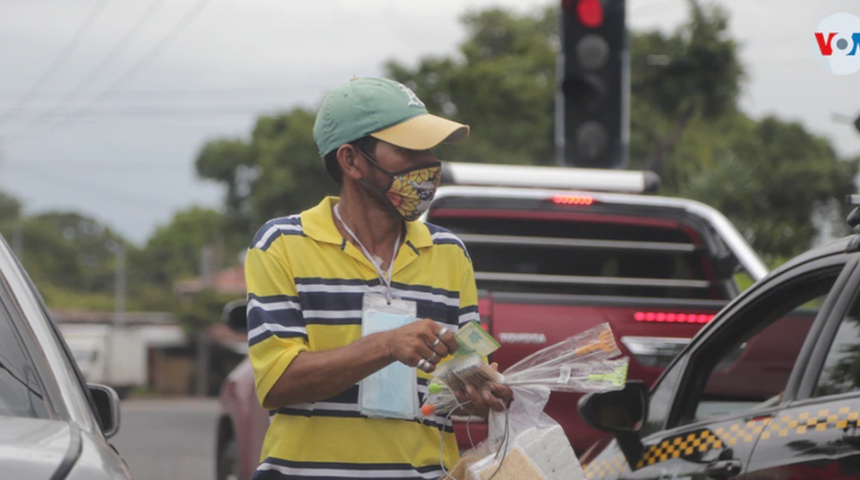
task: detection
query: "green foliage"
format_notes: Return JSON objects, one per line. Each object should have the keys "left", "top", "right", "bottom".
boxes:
{"left": 630, "top": 1, "right": 743, "bottom": 121}
{"left": 0, "top": 190, "right": 22, "bottom": 227}
{"left": 247, "top": 110, "right": 337, "bottom": 227}
{"left": 12, "top": 0, "right": 854, "bottom": 319}
{"left": 623, "top": 0, "right": 858, "bottom": 259}
{"left": 176, "top": 289, "right": 237, "bottom": 336}
{"left": 629, "top": 1, "right": 745, "bottom": 173}
{"left": 194, "top": 109, "right": 337, "bottom": 237}
{"left": 188, "top": 1, "right": 855, "bottom": 261}
{"left": 38, "top": 283, "right": 117, "bottom": 311}
{"left": 195, "top": 138, "right": 255, "bottom": 242}
{"left": 14, "top": 212, "right": 125, "bottom": 293}
{"left": 132, "top": 206, "right": 229, "bottom": 285}
{"left": 385, "top": 6, "right": 558, "bottom": 165}
{"left": 659, "top": 112, "right": 859, "bottom": 260}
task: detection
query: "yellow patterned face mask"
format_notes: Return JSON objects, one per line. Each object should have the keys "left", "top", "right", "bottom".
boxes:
{"left": 383, "top": 162, "right": 442, "bottom": 221}
{"left": 356, "top": 147, "right": 442, "bottom": 221}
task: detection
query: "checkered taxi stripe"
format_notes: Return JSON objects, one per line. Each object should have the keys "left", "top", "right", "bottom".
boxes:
{"left": 584, "top": 404, "right": 860, "bottom": 479}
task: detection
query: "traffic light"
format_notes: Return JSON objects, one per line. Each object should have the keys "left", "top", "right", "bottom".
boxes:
{"left": 558, "top": 0, "right": 628, "bottom": 169}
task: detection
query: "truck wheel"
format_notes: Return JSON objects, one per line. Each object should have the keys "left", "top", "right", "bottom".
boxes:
{"left": 217, "top": 436, "right": 240, "bottom": 480}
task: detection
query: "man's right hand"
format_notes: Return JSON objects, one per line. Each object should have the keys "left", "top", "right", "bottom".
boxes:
{"left": 386, "top": 319, "right": 458, "bottom": 373}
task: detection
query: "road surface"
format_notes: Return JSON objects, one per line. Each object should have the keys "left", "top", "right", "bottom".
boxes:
{"left": 112, "top": 397, "right": 220, "bottom": 480}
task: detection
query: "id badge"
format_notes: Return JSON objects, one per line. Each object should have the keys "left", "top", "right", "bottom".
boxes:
{"left": 358, "top": 292, "right": 419, "bottom": 420}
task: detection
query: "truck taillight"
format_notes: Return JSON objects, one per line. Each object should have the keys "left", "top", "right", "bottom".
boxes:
{"left": 478, "top": 297, "right": 494, "bottom": 335}
{"left": 634, "top": 311, "right": 715, "bottom": 324}
{"left": 551, "top": 194, "right": 594, "bottom": 206}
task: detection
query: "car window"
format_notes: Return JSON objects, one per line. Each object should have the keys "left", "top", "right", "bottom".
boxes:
{"left": 677, "top": 267, "right": 840, "bottom": 426}
{"left": 814, "top": 290, "right": 860, "bottom": 397}
{"left": 0, "top": 279, "right": 51, "bottom": 418}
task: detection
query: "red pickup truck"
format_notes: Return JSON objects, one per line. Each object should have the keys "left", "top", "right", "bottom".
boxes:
{"left": 215, "top": 163, "right": 768, "bottom": 480}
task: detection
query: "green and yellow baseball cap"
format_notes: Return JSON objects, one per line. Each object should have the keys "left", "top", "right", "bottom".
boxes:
{"left": 313, "top": 77, "right": 470, "bottom": 157}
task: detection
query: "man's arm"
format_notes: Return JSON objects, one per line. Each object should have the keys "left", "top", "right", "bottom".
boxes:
{"left": 264, "top": 318, "right": 457, "bottom": 409}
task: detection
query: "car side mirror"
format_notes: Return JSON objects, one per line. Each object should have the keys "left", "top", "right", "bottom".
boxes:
{"left": 579, "top": 380, "right": 649, "bottom": 466}
{"left": 88, "top": 383, "right": 121, "bottom": 438}
{"left": 223, "top": 299, "right": 247, "bottom": 333}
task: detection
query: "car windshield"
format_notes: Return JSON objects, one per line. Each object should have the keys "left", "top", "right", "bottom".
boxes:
{"left": 0, "top": 274, "right": 51, "bottom": 419}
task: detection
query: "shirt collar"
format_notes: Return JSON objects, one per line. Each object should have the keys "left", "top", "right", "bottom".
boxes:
{"left": 301, "top": 196, "right": 433, "bottom": 249}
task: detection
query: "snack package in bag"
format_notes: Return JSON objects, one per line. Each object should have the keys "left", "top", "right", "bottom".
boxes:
{"left": 466, "top": 386, "right": 585, "bottom": 480}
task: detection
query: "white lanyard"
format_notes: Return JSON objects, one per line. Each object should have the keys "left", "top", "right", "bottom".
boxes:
{"left": 334, "top": 203, "right": 401, "bottom": 303}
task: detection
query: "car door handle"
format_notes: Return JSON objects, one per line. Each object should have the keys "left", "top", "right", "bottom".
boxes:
{"left": 705, "top": 458, "right": 742, "bottom": 479}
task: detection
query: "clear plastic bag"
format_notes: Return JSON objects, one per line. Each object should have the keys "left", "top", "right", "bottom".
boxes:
{"left": 504, "top": 322, "right": 620, "bottom": 374}
{"left": 505, "top": 357, "right": 629, "bottom": 392}
{"left": 464, "top": 386, "right": 586, "bottom": 480}
{"left": 423, "top": 323, "right": 625, "bottom": 416}
{"left": 438, "top": 323, "right": 626, "bottom": 479}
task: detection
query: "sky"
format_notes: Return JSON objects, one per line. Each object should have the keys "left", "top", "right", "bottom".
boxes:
{"left": 0, "top": 0, "right": 859, "bottom": 246}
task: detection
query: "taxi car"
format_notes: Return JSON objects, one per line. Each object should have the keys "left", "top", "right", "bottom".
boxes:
{"left": 0, "top": 233, "right": 133, "bottom": 479}
{"left": 579, "top": 195, "right": 860, "bottom": 479}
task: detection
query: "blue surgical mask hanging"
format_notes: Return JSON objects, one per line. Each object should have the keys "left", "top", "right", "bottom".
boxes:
{"left": 358, "top": 294, "right": 419, "bottom": 419}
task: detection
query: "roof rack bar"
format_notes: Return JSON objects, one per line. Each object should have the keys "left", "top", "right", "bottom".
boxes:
{"left": 458, "top": 233, "right": 697, "bottom": 253}
{"left": 474, "top": 272, "right": 712, "bottom": 289}
{"left": 441, "top": 162, "right": 660, "bottom": 194}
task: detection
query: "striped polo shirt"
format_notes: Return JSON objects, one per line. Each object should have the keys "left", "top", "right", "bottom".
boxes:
{"left": 245, "top": 196, "right": 479, "bottom": 480}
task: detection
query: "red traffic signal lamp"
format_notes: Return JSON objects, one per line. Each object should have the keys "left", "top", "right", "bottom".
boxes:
{"left": 558, "top": 0, "right": 628, "bottom": 169}
{"left": 571, "top": 0, "right": 604, "bottom": 28}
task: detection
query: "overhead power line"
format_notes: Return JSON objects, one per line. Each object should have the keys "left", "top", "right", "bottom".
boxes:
{"left": 21, "top": 0, "right": 166, "bottom": 131}
{"left": 4, "top": 162, "right": 188, "bottom": 210}
{"left": 0, "top": 84, "right": 319, "bottom": 101}
{"left": 0, "top": 0, "right": 109, "bottom": 127}
{"left": 29, "top": 0, "right": 212, "bottom": 136}
{"left": 4, "top": 105, "right": 282, "bottom": 118}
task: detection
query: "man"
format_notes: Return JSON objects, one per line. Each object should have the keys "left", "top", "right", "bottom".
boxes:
{"left": 245, "top": 77, "right": 512, "bottom": 480}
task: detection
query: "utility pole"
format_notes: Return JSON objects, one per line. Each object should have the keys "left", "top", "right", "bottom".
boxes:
{"left": 12, "top": 223, "right": 24, "bottom": 259}
{"left": 106, "top": 241, "right": 129, "bottom": 396}
{"left": 113, "top": 242, "right": 127, "bottom": 327}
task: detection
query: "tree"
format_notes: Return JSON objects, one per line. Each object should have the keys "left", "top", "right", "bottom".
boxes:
{"left": 195, "top": 109, "right": 337, "bottom": 240}
{"left": 628, "top": 1, "right": 744, "bottom": 173}
{"left": 385, "top": 6, "right": 558, "bottom": 165}
{"left": 0, "top": 190, "right": 21, "bottom": 227}
{"left": 246, "top": 110, "right": 336, "bottom": 227}
{"left": 196, "top": 138, "right": 254, "bottom": 243}
{"left": 2, "top": 211, "right": 134, "bottom": 310}
{"left": 669, "top": 114, "right": 859, "bottom": 261}
{"left": 192, "top": 1, "right": 857, "bottom": 262}
{"left": 133, "top": 206, "right": 228, "bottom": 286}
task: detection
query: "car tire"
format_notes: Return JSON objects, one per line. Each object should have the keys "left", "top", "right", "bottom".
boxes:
{"left": 217, "top": 436, "right": 240, "bottom": 480}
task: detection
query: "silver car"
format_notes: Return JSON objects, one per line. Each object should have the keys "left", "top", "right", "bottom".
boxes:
{"left": 0, "top": 234, "right": 133, "bottom": 479}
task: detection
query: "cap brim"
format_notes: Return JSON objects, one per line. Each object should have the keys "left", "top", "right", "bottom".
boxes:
{"left": 370, "top": 114, "right": 470, "bottom": 150}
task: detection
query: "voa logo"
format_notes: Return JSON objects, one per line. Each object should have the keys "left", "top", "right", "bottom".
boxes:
{"left": 815, "top": 12, "right": 860, "bottom": 75}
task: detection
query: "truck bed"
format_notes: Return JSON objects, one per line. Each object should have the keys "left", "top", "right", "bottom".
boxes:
{"left": 425, "top": 185, "right": 766, "bottom": 453}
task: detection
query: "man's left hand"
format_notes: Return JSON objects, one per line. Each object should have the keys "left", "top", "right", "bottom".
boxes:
{"left": 455, "top": 363, "right": 513, "bottom": 417}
